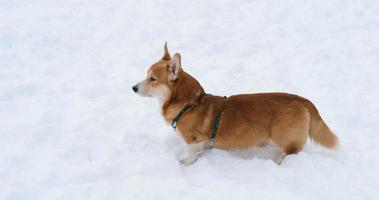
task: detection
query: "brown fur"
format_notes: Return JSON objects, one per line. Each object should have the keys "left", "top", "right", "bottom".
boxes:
{"left": 134, "top": 43, "right": 338, "bottom": 163}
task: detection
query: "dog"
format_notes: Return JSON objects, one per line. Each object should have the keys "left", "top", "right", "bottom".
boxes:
{"left": 133, "top": 43, "right": 338, "bottom": 165}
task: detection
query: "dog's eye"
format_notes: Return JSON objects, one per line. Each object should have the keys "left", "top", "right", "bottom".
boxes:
{"left": 149, "top": 76, "right": 156, "bottom": 82}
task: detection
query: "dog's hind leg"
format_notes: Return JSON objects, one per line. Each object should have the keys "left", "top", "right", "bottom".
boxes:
{"left": 180, "top": 141, "right": 206, "bottom": 166}
{"left": 276, "top": 152, "right": 288, "bottom": 165}
{"left": 271, "top": 103, "right": 310, "bottom": 165}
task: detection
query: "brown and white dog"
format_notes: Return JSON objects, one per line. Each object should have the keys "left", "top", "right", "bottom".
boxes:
{"left": 133, "top": 43, "right": 338, "bottom": 165}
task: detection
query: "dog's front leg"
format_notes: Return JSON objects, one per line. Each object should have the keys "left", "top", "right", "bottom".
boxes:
{"left": 180, "top": 141, "right": 206, "bottom": 166}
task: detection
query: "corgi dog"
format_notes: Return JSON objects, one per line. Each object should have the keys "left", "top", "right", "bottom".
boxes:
{"left": 133, "top": 43, "right": 338, "bottom": 165}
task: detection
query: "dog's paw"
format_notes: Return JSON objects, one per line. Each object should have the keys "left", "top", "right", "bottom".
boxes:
{"left": 179, "top": 156, "right": 198, "bottom": 166}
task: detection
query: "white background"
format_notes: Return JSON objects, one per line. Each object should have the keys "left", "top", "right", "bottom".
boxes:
{"left": 1, "top": 0, "right": 379, "bottom": 199}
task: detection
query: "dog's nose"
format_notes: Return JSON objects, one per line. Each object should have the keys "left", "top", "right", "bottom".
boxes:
{"left": 132, "top": 85, "right": 138, "bottom": 93}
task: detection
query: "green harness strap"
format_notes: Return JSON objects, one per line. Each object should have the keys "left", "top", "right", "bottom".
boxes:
{"left": 209, "top": 112, "right": 223, "bottom": 148}
{"left": 171, "top": 103, "right": 193, "bottom": 129}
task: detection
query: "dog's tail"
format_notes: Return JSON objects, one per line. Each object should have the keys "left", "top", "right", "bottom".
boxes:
{"left": 303, "top": 100, "right": 338, "bottom": 149}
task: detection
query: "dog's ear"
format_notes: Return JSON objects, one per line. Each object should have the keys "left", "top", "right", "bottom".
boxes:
{"left": 168, "top": 53, "right": 181, "bottom": 81}
{"left": 162, "top": 42, "right": 171, "bottom": 60}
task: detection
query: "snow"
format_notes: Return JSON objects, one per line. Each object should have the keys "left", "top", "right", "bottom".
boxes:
{"left": 1, "top": 0, "right": 379, "bottom": 199}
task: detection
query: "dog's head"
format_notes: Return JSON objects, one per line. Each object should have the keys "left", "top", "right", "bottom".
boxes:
{"left": 132, "top": 42, "right": 182, "bottom": 102}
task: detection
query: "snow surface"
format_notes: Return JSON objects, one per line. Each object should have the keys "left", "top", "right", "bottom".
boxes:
{"left": 1, "top": 0, "right": 379, "bottom": 199}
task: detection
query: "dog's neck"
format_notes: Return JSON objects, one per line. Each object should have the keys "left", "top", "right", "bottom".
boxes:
{"left": 161, "top": 71, "right": 204, "bottom": 123}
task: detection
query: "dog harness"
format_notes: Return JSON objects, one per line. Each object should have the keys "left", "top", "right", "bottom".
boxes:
{"left": 171, "top": 103, "right": 193, "bottom": 129}
{"left": 171, "top": 93, "right": 226, "bottom": 148}
{"left": 209, "top": 112, "right": 222, "bottom": 147}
